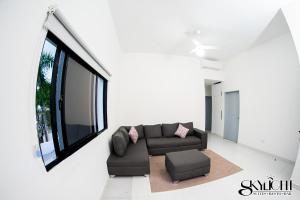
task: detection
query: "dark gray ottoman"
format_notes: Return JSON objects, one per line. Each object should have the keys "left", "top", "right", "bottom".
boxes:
{"left": 165, "top": 149, "right": 210, "bottom": 182}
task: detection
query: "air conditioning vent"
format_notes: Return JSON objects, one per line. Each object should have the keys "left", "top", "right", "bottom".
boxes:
{"left": 201, "top": 59, "right": 223, "bottom": 70}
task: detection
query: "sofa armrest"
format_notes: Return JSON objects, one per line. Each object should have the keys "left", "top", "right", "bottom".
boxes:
{"left": 193, "top": 128, "right": 207, "bottom": 149}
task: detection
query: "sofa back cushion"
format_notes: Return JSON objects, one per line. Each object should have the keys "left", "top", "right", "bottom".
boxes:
{"left": 124, "top": 125, "right": 144, "bottom": 139}
{"left": 162, "top": 123, "right": 179, "bottom": 137}
{"left": 181, "top": 122, "right": 194, "bottom": 135}
{"left": 144, "top": 124, "right": 162, "bottom": 138}
{"left": 112, "top": 128, "right": 129, "bottom": 157}
{"left": 119, "top": 127, "right": 130, "bottom": 144}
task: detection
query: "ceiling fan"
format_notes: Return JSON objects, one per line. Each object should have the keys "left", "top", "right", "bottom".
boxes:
{"left": 190, "top": 39, "right": 218, "bottom": 57}
{"left": 185, "top": 29, "right": 218, "bottom": 58}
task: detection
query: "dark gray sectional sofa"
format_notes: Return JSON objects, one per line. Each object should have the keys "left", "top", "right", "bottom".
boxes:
{"left": 106, "top": 122, "right": 207, "bottom": 176}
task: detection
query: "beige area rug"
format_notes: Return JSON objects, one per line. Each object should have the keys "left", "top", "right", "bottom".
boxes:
{"left": 149, "top": 149, "right": 242, "bottom": 192}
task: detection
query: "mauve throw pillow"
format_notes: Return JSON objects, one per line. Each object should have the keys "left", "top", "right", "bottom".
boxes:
{"left": 174, "top": 124, "right": 189, "bottom": 138}
{"left": 128, "top": 126, "right": 139, "bottom": 144}
{"left": 124, "top": 125, "right": 144, "bottom": 138}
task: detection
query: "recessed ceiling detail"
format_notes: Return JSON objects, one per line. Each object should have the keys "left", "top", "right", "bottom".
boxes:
{"left": 108, "top": 0, "right": 294, "bottom": 60}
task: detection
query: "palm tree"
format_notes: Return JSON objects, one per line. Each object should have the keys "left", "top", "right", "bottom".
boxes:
{"left": 36, "top": 52, "right": 54, "bottom": 142}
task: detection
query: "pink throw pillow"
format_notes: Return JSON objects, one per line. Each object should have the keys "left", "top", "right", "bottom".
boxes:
{"left": 129, "top": 126, "right": 139, "bottom": 144}
{"left": 174, "top": 124, "right": 189, "bottom": 138}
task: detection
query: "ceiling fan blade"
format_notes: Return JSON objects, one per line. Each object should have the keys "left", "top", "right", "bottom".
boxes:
{"left": 201, "top": 45, "right": 218, "bottom": 50}
{"left": 190, "top": 47, "right": 198, "bottom": 53}
{"left": 192, "top": 39, "right": 201, "bottom": 46}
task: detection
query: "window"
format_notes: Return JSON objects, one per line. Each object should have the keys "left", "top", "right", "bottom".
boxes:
{"left": 36, "top": 32, "right": 107, "bottom": 171}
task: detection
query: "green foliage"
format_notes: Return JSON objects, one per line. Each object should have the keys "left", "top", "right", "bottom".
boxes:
{"left": 36, "top": 52, "right": 55, "bottom": 140}
{"left": 36, "top": 52, "right": 54, "bottom": 108}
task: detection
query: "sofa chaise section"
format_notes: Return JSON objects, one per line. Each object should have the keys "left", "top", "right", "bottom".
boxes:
{"left": 107, "top": 139, "right": 149, "bottom": 176}
{"left": 107, "top": 127, "right": 149, "bottom": 176}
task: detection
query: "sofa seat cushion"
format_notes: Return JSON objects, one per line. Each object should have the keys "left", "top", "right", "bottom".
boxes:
{"left": 107, "top": 139, "right": 149, "bottom": 167}
{"left": 147, "top": 136, "right": 201, "bottom": 149}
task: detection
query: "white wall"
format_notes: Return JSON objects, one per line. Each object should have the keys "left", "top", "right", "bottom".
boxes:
{"left": 117, "top": 53, "right": 205, "bottom": 129}
{"left": 202, "top": 68, "right": 225, "bottom": 82}
{"left": 283, "top": 0, "right": 300, "bottom": 187}
{"left": 223, "top": 33, "right": 300, "bottom": 162}
{"left": 211, "top": 83, "right": 224, "bottom": 136}
{"left": 0, "top": 0, "right": 121, "bottom": 200}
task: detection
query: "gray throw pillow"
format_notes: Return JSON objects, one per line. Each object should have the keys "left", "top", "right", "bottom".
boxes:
{"left": 112, "top": 131, "right": 128, "bottom": 157}
{"left": 144, "top": 124, "right": 162, "bottom": 138}
{"left": 162, "top": 123, "right": 179, "bottom": 137}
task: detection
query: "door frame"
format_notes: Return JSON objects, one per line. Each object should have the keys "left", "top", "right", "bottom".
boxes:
{"left": 205, "top": 96, "right": 212, "bottom": 131}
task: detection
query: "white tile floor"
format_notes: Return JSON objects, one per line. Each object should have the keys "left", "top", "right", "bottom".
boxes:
{"left": 101, "top": 134, "right": 300, "bottom": 200}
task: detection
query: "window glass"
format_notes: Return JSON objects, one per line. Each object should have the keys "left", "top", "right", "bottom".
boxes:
{"left": 36, "top": 33, "right": 107, "bottom": 170}
{"left": 55, "top": 51, "right": 65, "bottom": 151}
{"left": 36, "top": 39, "right": 57, "bottom": 165}
{"left": 97, "top": 77, "right": 104, "bottom": 131}
{"left": 64, "top": 57, "right": 97, "bottom": 145}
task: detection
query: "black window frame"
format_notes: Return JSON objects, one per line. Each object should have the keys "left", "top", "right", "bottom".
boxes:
{"left": 38, "top": 31, "right": 108, "bottom": 171}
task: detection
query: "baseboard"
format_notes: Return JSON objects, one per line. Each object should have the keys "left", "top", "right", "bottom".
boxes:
{"left": 238, "top": 142, "right": 295, "bottom": 165}
{"left": 209, "top": 132, "right": 223, "bottom": 138}
{"left": 98, "top": 174, "right": 109, "bottom": 200}
{"left": 209, "top": 133, "right": 295, "bottom": 164}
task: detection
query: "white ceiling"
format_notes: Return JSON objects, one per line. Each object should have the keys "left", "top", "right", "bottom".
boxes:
{"left": 251, "top": 10, "right": 290, "bottom": 47}
{"left": 108, "top": 0, "right": 294, "bottom": 61}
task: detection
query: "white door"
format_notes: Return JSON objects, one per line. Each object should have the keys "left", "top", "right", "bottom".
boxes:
{"left": 224, "top": 91, "right": 240, "bottom": 143}
{"left": 211, "top": 82, "right": 224, "bottom": 136}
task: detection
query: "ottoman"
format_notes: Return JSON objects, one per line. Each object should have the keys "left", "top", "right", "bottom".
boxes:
{"left": 165, "top": 149, "right": 210, "bottom": 182}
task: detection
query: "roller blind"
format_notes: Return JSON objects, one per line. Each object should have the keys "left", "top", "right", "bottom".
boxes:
{"left": 43, "top": 6, "right": 111, "bottom": 80}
